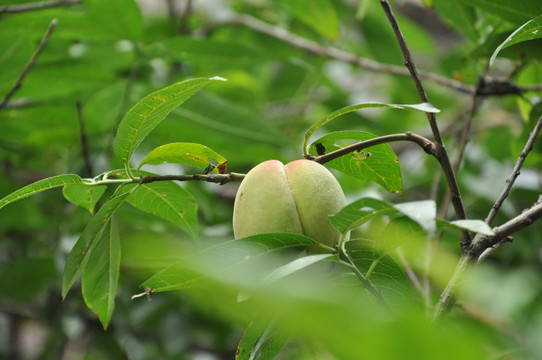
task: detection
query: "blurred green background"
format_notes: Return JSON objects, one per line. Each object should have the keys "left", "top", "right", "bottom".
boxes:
{"left": 1, "top": 0, "right": 541, "bottom": 359}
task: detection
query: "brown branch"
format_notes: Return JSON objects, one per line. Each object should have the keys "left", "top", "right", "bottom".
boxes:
{"left": 207, "top": 14, "right": 542, "bottom": 97}
{"left": 0, "top": 0, "right": 81, "bottom": 14}
{"left": 472, "top": 200, "right": 542, "bottom": 259}
{"left": 380, "top": 0, "right": 471, "bottom": 251}
{"left": 212, "top": 14, "right": 474, "bottom": 94}
{"left": 434, "top": 116, "right": 542, "bottom": 319}
{"left": 434, "top": 198, "right": 542, "bottom": 319}
{"left": 310, "top": 132, "right": 435, "bottom": 165}
{"left": 76, "top": 101, "right": 93, "bottom": 177}
{"left": 179, "top": 0, "right": 193, "bottom": 35}
{"left": 485, "top": 115, "right": 542, "bottom": 225}
{"left": 139, "top": 172, "right": 245, "bottom": 186}
{"left": 0, "top": 19, "right": 57, "bottom": 110}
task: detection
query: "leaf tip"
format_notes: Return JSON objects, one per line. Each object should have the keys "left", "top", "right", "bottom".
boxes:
{"left": 210, "top": 76, "right": 228, "bottom": 82}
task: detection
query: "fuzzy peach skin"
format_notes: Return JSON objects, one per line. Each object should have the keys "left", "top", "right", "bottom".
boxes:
{"left": 232, "top": 159, "right": 346, "bottom": 247}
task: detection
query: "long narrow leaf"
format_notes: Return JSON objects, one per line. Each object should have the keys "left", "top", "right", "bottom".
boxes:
{"left": 82, "top": 216, "right": 120, "bottom": 329}
{"left": 114, "top": 77, "right": 226, "bottom": 165}
{"left": 62, "top": 192, "right": 130, "bottom": 298}
{"left": 0, "top": 174, "right": 83, "bottom": 210}
{"left": 303, "top": 102, "right": 440, "bottom": 155}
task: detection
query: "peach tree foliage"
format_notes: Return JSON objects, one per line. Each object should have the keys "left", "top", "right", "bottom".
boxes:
{"left": 1, "top": 0, "right": 542, "bottom": 359}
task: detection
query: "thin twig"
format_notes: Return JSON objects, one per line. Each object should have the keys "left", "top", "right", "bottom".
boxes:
{"left": 0, "top": 0, "right": 81, "bottom": 14}
{"left": 485, "top": 115, "right": 542, "bottom": 225}
{"left": 433, "top": 253, "right": 471, "bottom": 320}
{"left": 380, "top": 0, "right": 471, "bottom": 252}
{"left": 396, "top": 249, "right": 427, "bottom": 306}
{"left": 179, "top": 0, "right": 193, "bottom": 35}
{"left": 208, "top": 14, "right": 542, "bottom": 97}
{"left": 212, "top": 14, "right": 474, "bottom": 94}
{"left": 434, "top": 117, "right": 542, "bottom": 319}
{"left": 476, "top": 237, "right": 513, "bottom": 263}
{"left": 471, "top": 200, "right": 542, "bottom": 259}
{"left": 76, "top": 101, "right": 93, "bottom": 177}
{"left": 0, "top": 19, "right": 58, "bottom": 110}
{"left": 310, "top": 132, "right": 435, "bottom": 164}
{"left": 138, "top": 172, "right": 245, "bottom": 186}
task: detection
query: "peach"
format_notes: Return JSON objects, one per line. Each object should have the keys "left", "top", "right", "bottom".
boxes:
{"left": 233, "top": 159, "right": 346, "bottom": 247}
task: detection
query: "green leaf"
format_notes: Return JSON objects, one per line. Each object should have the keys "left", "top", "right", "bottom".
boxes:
{"left": 345, "top": 239, "right": 412, "bottom": 307}
{"left": 394, "top": 200, "right": 436, "bottom": 236}
{"left": 330, "top": 198, "right": 436, "bottom": 237}
{"left": 122, "top": 181, "right": 199, "bottom": 240}
{"left": 62, "top": 192, "right": 130, "bottom": 298}
{"left": 264, "top": 254, "right": 335, "bottom": 283}
{"left": 309, "top": 131, "right": 403, "bottom": 194}
{"left": 490, "top": 15, "right": 542, "bottom": 66}
{"left": 278, "top": 0, "right": 340, "bottom": 39}
{"left": 0, "top": 174, "right": 84, "bottom": 211}
{"left": 142, "top": 233, "right": 318, "bottom": 292}
{"left": 459, "top": 0, "right": 542, "bottom": 25}
{"left": 170, "top": 93, "right": 286, "bottom": 147}
{"left": 82, "top": 216, "right": 120, "bottom": 329}
{"left": 433, "top": 0, "right": 478, "bottom": 40}
{"left": 236, "top": 319, "right": 292, "bottom": 360}
{"left": 114, "top": 77, "right": 226, "bottom": 166}
{"left": 303, "top": 102, "right": 440, "bottom": 156}
{"left": 436, "top": 219, "right": 495, "bottom": 236}
{"left": 377, "top": 216, "right": 426, "bottom": 254}
{"left": 330, "top": 198, "right": 397, "bottom": 233}
{"left": 138, "top": 142, "right": 228, "bottom": 173}
{"left": 62, "top": 184, "right": 107, "bottom": 214}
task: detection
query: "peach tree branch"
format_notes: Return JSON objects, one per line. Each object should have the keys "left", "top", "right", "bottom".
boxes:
{"left": 380, "top": 0, "right": 471, "bottom": 251}
{"left": 485, "top": 115, "right": 542, "bottom": 225}
{"left": 0, "top": 0, "right": 81, "bottom": 14}
{"left": 434, "top": 115, "right": 542, "bottom": 319}
{"left": 208, "top": 14, "right": 540, "bottom": 97}
{"left": 0, "top": 19, "right": 57, "bottom": 110}
{"left": 310, "top": 132, "right": 435, "bottom": 165}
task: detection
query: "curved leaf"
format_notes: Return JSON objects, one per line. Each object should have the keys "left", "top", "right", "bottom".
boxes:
{"left": 345, "top": 239, "right": 412, "bottom": 307}
{"left": 0, "top": 174, "right": 83, "bottom": 211}
{"left": 490, "top": 15, "right": 542, "bottom": 66}
{"left": 114, "top": 77, "right": 226, "bottom": 165}
{"left": 264, "top": 254, "right": 335, "bottom": 283}
{"left": 309, "top": 131, "right": 403, "bottom": 194}
{"left": 82, "top": 216, "right": 120, "bottom": 329}
{"left": 303, "top": 102, "right": 439, "bottom": 156}
{"left": 236, "top": 319, "right": 292, "bottom": 360}
{"left": 330, "top": 198, "right": 436, "bottom": 237}
{"left": 62, "top": 192, "right": 130, "bottom": 298}
{"left": 138, "top": 142, "right": 227, "bottom": 173}
{"left": 142, "top": 233, "right": 318, "bottom": 292}
{"left": 329, "top": 198, "right": 397, "bottom": 233}
{"left": 436, "top": 218, "right": 495, "bottom": 236}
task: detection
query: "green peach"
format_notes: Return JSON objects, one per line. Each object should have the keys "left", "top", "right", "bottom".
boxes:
{"left": 232, "top": 159, "right": 346, "bottom": 247}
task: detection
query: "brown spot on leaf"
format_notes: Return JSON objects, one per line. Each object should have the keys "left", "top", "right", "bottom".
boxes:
{"left": 217, "top": 161, "right": 228, "bottom": 174}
